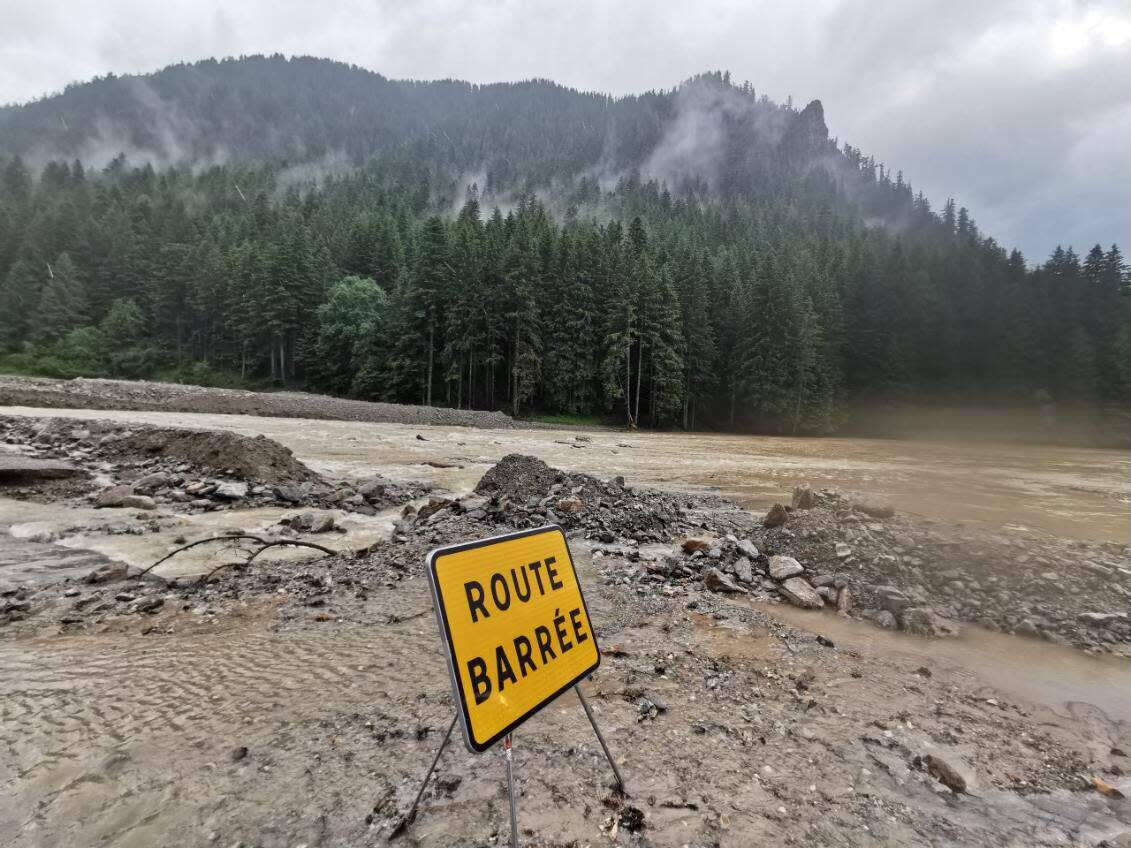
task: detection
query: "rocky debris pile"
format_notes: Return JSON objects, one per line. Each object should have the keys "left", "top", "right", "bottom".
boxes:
{"left": 109, "top": 427, "right": 316, "bottom": 484}
{"left": 0, "top": 375, "right": 517, "bottom": 429}
{"left": 587, "top": 480, "right": 1128, "bottom": 654}
{"left": 0, "top": 415, "right": 426, "bottom": 515}
{"left": 469, "top": 453, "right": 751, "bottom": 542}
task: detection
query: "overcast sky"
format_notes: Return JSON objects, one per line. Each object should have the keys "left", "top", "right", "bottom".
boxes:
{"left": 1, "top": 0, "right": 1127, "bottom": 261}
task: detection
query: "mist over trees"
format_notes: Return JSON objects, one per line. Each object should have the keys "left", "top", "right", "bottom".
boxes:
{"left": 0, "top": 59, "right": 1126, "bottom": 432}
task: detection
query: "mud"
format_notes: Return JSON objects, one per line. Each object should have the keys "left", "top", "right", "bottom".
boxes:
{"left": 1, "top": 404, "right": 1130, "bottom": 845}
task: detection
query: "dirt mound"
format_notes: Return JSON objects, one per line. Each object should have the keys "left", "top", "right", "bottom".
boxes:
{"left": 114, "top": 429, "right": 316, "bottom": 484}
{"left": 474, "top": 454, "right": 561, "bottom": 501}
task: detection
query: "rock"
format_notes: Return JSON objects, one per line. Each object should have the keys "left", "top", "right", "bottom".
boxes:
{"left": 0, "top": 455, "right": 85, "bottom": 482}
{"left": 704, "top": 567, "right": 743, "bottom": 594}
{"left": 131, "top": 471, "right": 172, "bottom": 493}
{"left": 681, "top": 538, "right": 712, "bottom": 554}
{"left": 95, "top": 485, "right": 157, "bottom": 510}
{"left": 768, "top": 555, "right": 804, "bottom": 580}
{"left": 1015, "top": 618, "right": 1042, "bottom": 638}
{"left": 734, "top": 557, "right": 754, "bottom": 583}
{"left": 309, "top": 514, "right": 336, "bottom": 534}
{"left": 900, "top": 607, "right": 960, "bottom": 638}
{"left": 763, "top": 503, "right": 789, "bottom": 528}
{"left": 792, "top": 483, "right": 815, "bottom": 510}
{"left": 836, "top": 586, "right": 852, "bottom": 613}
{"left": 922, "top": 754, "right": 967, "bottom": 794}
{"left": 778, "top": 577, "right": 823, "bottom": 609}
{"left": 231, "top": 746, "right": 249, "bottom": 762}
{"left": 835, "top": 542, "right": 852, "bottom": 559}
{"left": 85, "top": 563, "right": 130, "bottom": 584}
{"left": 853, "top": 499, "right": 895, "bottom": 519}
{"left": 875, "top": 585, "right": 911, "bottom": 616}
{"left": 1078, "top": 612, "right": 1126, "bottom": 627}
{"left": 417, "top": 497, "right": 453, "bottom": 521}
{"left": 214, "top": 481, "right": 249, "bottom": 500}
{"left": 556, "top": 497, "right": 585, "bottom": 514}
{"left": 874, "top": 610, "right": 897, "bottom": 629}
{"left": 273, "top": 483, "right": 311, "bottom": 504}
{"left": 736, "top": 539, "right": 760, "bottom": 559}
{"left": 131, "top": 596, "right": 165, "bottom": 614}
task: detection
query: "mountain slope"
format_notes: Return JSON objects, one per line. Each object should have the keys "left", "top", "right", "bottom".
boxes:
{"left": 0, "top": 57, "right": 1126, "bottom": 433}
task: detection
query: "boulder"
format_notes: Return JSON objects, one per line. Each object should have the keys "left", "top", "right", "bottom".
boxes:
{"left": 778, "top": 577, "right": 823, "bottom": 609}
{"left": 357, "top": 477, "right": 389, "bottom": 500}
{"left": 853, "top": 499, "right": 895, "bottom": 519}
{"left": 836, "top": 586, "right": 852, "bottom": 613}
{"left": 681, "top": 538, "right": 712, "bottom": 554}
{"left": 736, "top": 539, "right": 760, "bottom": 559}
{"left": 900, "top": 607, "right": 960, "bottom": 637}
{"left": 835, "top": 542, "right": 852, "bottom": 559}
{"left": 556, "top": 497, "right": 585, "bottom": 514}
{"left": 417, "top": 497, "right": 453, "bottom": 521}
{"left": 791, "top": 483, "right": 815, "bottom": 510}
{"left": 874, "top": 610, "right": 897, "bottom": 629}
{"left": 0, "top": 455, "right": 84, "bottom": 482}
{"left": 309, "top": 514, "right": 336, "bottom": 534}
{"left": 768, "top": 555, "right": 804, "bottom": 580}
{"left": 763, "top": 503, "right": 789, "bottom": 528}
{"left": 95, "top": 485, "right": 157, "bottom": 510}
{"left": 85, "top": 562, "right": 130, "bottom": 584}
{"left": 874, "top": 585, "right": 911, "bottom": 616}
{"left": 704, "top": 568, "right": 743, "bottom": 594}
{"left": 273, "top": 483, "right": 312, "bottom": 504}
{"left": 214, "top": 481, "right": 249, "bottom": 500}
{"left": 131, "top": 471, "right": 172, "bottom": 494}
{"left": 734, "top": 556, "right": 754, "bottom": 584}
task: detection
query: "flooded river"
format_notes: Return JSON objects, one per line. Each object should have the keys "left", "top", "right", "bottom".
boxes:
{"left": 2, "top": 405, "right": 1127, "bottom": 544}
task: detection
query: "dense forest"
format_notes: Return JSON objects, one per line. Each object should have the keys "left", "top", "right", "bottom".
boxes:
{"left": 0, "top": 58, "right": 1126, "bottom": 432}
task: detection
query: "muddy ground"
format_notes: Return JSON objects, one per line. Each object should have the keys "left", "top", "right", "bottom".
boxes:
{"left": 1, "top": 411, "right": 1130, "bottom": 846}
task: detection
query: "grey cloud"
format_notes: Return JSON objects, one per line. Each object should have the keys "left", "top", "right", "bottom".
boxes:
{"left": 0, "top": 0, "right": 1126, "bottom": 260}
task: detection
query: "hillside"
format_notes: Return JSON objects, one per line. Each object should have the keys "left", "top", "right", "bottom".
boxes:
{"left": 0, "top": 56, "right": 1126, "bottom": 433}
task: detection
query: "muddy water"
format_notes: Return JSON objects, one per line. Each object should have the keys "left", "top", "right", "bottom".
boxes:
{"left": 2, "top": 405, "right": 1127, "bottom": 543}
{"left": 1, "top": 405, "right": 1128, "bottom": 723}
{"left": 747, "top": 600, "right": 1131, "bottom": 721}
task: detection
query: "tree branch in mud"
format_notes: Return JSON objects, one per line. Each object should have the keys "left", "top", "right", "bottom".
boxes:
{"left": 136, "top": 534, "right": 336, "bottom": 582}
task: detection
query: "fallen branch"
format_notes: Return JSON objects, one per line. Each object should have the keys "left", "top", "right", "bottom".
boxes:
{"left": 137, "top": 534, "right": 336, "bottom": 582}
{"left": 199, "top": 539, "right": 335, "bottom": 584}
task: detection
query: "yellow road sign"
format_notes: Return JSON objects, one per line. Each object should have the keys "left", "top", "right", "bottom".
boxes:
{"left": 427, "top": 525, "right": 600, "bottom": 752}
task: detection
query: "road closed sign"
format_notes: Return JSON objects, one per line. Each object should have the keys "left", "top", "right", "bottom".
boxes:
{"left": 427, "top": 525, "right": 600, "bottom": 752}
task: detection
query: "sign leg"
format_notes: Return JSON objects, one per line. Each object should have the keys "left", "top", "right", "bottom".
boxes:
{"left": 389, "top": 714, "right": 457, "bottom": 839}
{"left": 575, "top": 685, "right": 626, "bottom": 793}
{"left": 504, "top": 734, "right": 519, "bottom": 848}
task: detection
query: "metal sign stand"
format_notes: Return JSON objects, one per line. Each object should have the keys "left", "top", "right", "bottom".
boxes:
{"left": 389, "top": 685, "right": 625, "bottom": 844}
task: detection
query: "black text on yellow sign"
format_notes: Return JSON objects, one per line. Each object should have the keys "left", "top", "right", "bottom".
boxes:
{"left": 427, "top": 525, "right": 600, "bottom": 752}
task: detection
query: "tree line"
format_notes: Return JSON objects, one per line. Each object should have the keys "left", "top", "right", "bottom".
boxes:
{"left": 0, "top": 152, "right": 1125, "bottom": 433}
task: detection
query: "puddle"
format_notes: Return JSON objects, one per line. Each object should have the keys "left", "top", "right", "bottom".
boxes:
{"left": 751, "top": 599, "right": 1131, "bottom": 721}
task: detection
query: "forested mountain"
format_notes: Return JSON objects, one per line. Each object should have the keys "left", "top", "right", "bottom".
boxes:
{"left": 0, "top": 56, "right": 1126, "bottom": 432}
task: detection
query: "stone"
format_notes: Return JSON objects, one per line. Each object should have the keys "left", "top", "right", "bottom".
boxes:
{"left": 778, "top": 577, "right": 823, "bottom": 609}
{"left": 734, "top": 557, "right": 754, "bottom": 583}
{"left": 704, "top": 568, "right": 743, "bottom": 594}
{"left": 417, "top": 497, "right": 453, "bottom": 521}
{"left": 681, "top": 538, "right": 712, "bottom": 554}
{"left": 874, "top": 585, "right": 911, "bottom": 616}
{"left": 1015, "top": 619, "right": 1041, "bottom": 638}
{"left": 357, "top": 477, "right": 389, "bottom": 500}
{"left": 836, "top": 586, "right": 852, "bottom": 613}
{"left": 131, "top": 471, "right": 172, "bottom": 493}
{"left": 132, "top": 596, "right": 165, "bottom": 614}
{"left": 835, "top": 542, "right": 852, "bottom": 559}
{"left": 763, "top": 503, "right": 789, "bottom": 528}
{"left": 900, "top": 607, "right": 960, "bottom": 638}
{"left": 853, "top": 499, "right": 895, "bottom": 519}
{"left": 85, "top": 563, "right": 130, "bottom": 584}
{"left": 736, "top": 539, "right": 760, "bottom": 559}
{"left": 874, "top": 610, "right": 897, "bottom": 629}
{"left": 214, "top": 481, "right": 249, "bottom": 500}
{"left": 556, "top": 497, "right": 585, "bottom": 514}
{"left": 1078, "top": 612, "right": 1126, "bottom": 626}
{"left": 791, "top": 483, "right": 815, "bottom": 510}
{"left": 0, "top": 455, "right": 84, "bottom": 482}
{"left": 308, "top": 514, "right": 336, "bottom": 534}
{"left": 768, "top": 555, "right": 804, "bottom": 580}
{"left": 923, "top": 754, "right": 967, "bottom": 794}
{"left": 273, "top": 483, "right": 311, "bottom": 504}
{"left": 95, "top": 485, "right": 157, "bottom": 510}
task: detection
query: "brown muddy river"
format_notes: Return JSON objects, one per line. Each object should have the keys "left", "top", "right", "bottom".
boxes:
{"left": 2, "top": 405, "right": 1127, "bottom": 544}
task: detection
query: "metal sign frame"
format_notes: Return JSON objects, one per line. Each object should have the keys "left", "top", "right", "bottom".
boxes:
{"left": 426, "top": 524, "right": 601, "bottom": 753}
